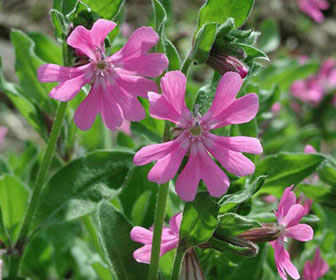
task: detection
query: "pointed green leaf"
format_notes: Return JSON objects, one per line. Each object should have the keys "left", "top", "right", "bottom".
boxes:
{"left": 97, "top": 201, "right": 148, "bottom": 279}
{"left": 32, "top": 150, "right": 134, "bottom": 229}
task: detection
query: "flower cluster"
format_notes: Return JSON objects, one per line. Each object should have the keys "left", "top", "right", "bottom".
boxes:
{"left": 291, "top": 58, "right": 336, "bottom": 106}
{"left": 298, "top": 0, "right": 329, "bottom": 23}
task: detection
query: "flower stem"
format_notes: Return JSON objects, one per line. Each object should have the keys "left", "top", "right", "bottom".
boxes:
{"left": 147, "top": 182, "right": 169, "bottom": 280}
{"left": 10, "top": 101, "right": 68, "bottom": 275}
{"left": 181, "top": 50, "right": 193, "bottom": 76}
{"left": 171, "top": 246, "right": 186, "bottom": 280}
{"left": 148, "top": 122, "right": 170, "bottom": 280}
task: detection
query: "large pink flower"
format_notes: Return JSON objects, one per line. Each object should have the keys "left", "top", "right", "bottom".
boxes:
{"left": 38, "top": 19, "right": 168, "bottom": 130}
{"left": 130, "top": 213, "right": 182, "bottom": 264}
{"left": 271, "top": 186, "right": 314, "bottom": 280}
{"left": 134, "top": 71, "right": 262, "bottom": 201}
{"left": 298, "top": 0, "right": 329, "bottom": 23}
{"left": 303, "top": 248, "right": 329, "bottom": 280}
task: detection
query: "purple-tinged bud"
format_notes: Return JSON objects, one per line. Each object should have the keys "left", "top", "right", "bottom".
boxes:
{"left": 207, "top": 50, "right": 248, "bottom": 78}
{"left": 238, "top": 223, "right": 282, "bottom": 243}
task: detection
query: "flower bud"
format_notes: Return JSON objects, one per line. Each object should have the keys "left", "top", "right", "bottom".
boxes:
{"left": 207, "top": 50, "right": 248, "bottom": 78}
{"left": 209, "top": 236, "right": 259, "bottom": 257}
{"left": 238, "top": 223, "right": 282, "bottom": 243}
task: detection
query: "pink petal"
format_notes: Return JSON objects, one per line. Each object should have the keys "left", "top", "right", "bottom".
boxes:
{"left": 133, "top": 245, "right": 152, "bottom": 264}
{"left": 175, "top": 143, "right": 203, "bottom": 201}
{"left": 283, "top": 252, "right": 300, "bottom": 280}
{"left": 108, "top": 81, "right": 146, "bottom": 122}
{"left": 198, "top": 145, "right": 230, "bottom": 197}
{"left": 37, "top": 63, "right": 92, "bottom": 82}
{"left": 115, "top": 53, "right": 168, "bottom": 77}
{"left": 286, "top": 224, "right": 313, "bottom": 241}
{"left": 90, "top": 19, "right": 117, "bottom": 49}
{"left": 112, "top": 26, "right": 159, "bottom": 60}
{"left": 50, "top": 73, "right": 91, "bottom": 102}
{"left": 67, "top": 19, "right": 116, "bottom": 60}
{"left": 304, "top": 144, "right": 317, "bottom": 154}
{"left": 206, "top": 134, "right": 263, "bottom": 154}
{"left": 282, "top": 204, "right": 305, "bottom": 228}
{"left": 148, "top": 137, "right": 189, "bottom": 184}
{"left": 169, "top": 213, "right": 183, "bottom": 235}
{"left": 206, "top": 93, "right": 259, "bottom": 129}
{"left": 130, "top": 226, "right": 153, "bottom": 244}
{"left": 148, "top": 71, "right": 191, "bottom": 125}
{"left": 277, "top": 186, "right": 296, "bottom": 220}
{"left": 159, "top": 71, "right": 190, "bottom": 117}
{"left": 314, "top": 248, "right": 329, "bottom": 277}
{"left": 203, "top": 72, "right": 243, "bottom": 121}
{"left": 115, "top": 73, "right": 158, "bottom": 98}
{"left": 303, "top": 260, "right": 313, "bottom": 280}
{"left": 205, "top": 136, "right": 256, "bottom": 177}
{"left": 160, "top": 239, "right": 179, "bottom": 256}
{"left": 134, "top": 138, "right": 183, "bottom": 166}
{"left": 74, "top": 77, "right": 123, "bottom": 130}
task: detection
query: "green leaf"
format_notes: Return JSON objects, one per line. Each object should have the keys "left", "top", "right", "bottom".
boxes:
{"left": 253, "top": 153, "right": 326, "bottom": 193}
{"left": 164, "top": 36, "right": 180, "bottom": 71}
{"left": 235, "top": 43, "right": 269, "bottom": 62}
{"left": 317, "top": 161, "right": 336, "bottom": 188}
{"left": 197, "top": 0, "right": 254, "bottom": 33}
{"left": 215, "top": 213, "right": 261, "bottom": 237}
{"left": 81, "top": 0, "right": 124, "bottom": 20}
{"left": 119, "top": 165, "right": 157, "bottom": 227}
{"left": 53, "top": 0, "right": 77, "bottom": 15}
{"left": 219, "top": 176, "right": 266, "bottom": 214}
{"left": 0, "top": 60, "right": 48, "bottom": 140}
{"left": 28, "top": 32, "right": 62, "bottom": 64}
{"left": 179, "top": 192, "right": 219, "bottom": 248}
{"left": 10, "top": 29, "right": 56, "bottom": 113}
{"left": 258, "top": 19, "right": 280, "bottom": 53}
{"left": 151, "top": 0, "right": 167, "bottom": 32}
{"left": 0, "top": 175, "right": 29, "bottom": 241}
{"left": 32, "top": 150, "right": 134, "bottom": 229}
{"left": 97, "top": 201, "right": 148, "bottom": 279}
{"left": 192, "top": 23, "right": 217, "bottom": 63}
{"left": 50, "top": 9, "right": 67, "bottom": 42}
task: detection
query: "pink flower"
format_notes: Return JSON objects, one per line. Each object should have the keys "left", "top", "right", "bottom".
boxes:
{"left": 290, "top": 78, "right": 324, "bottom": 106}
{"left": 270, "top": 186, "right": 314, "bottom": 280}
{"left": 134, "top": 71, "right": 262, "bottom": 201}
{"left": 298, "top": 0, "right": 329, "bottom": 23}
{"left": 130, "top": 213, "right": 182, "bottom": 263}
{"left": 304, "top": 145, "right": 319, "bottom": 184}
{"left": 263, "top": 194, "right": 278, "bottom": 203}
{"left": 38, "top": 19, "right": 168, "bottom": 131}
{"left": 271, "top": 102, "right": 281, "bottom": 114}
{"left": 0, "top": 126, "right": 7, "bottom": 145}
{"left": 303, "top": 248, "right": 329, "bottom": 280}
{"left": 318, "top": 58, "right": 336, "bottom": 91}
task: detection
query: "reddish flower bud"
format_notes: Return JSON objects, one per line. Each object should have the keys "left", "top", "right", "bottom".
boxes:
{"left": 207, "top": 50, "right": 248, "bottom": 78}
{"left": 238, "top": 223, "right": 282, "bottom": 243}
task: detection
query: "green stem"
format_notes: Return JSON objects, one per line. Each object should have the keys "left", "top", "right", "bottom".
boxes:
{"left": 181, "top": 50, "right": 193, "bottom": 76}
{"left": 147, "top": 182, "right": 169, "bottom": 280}
{"left": 171, "top": 246, "right": 186, "bottom": 280}
{"left": 10, "top": 101, "right": 68, "bottom": 275}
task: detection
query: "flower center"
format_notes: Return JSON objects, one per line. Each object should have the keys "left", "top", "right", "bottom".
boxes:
{"left": 96, "top": 61, "right": 107, "bottom": 70}
{"left": 189, "top": 124, "right": 202, "bottom": 136}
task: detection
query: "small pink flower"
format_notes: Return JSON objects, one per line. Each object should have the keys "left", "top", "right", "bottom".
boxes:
{"left": 270, "top": 186, "right": 314, "bottom": 280}
{"left": 271, "top": 102, "right": 281, "bottom": 114}
{"left": 263, "top": 194, "right": 278, "bottom": 203}
{"left": 303, "top": 248, "right": 329, "bottom": 280}
{"left": 290, "top": 78, "right": 324, "bottom": 106}
{"left": 297, "top": 193, "right": 312, "bottom": 215}
{"left": 130, "top": 213, "right": 182, "bottom": 263}
{"left": 134, "top": 71, "right": 262, "bottom": 201}
{"left": 0, "top": 126, "right": 7, "bottom": 145}
{"left": 38, "top": 19, "right": 168, "bottom": 131}
{"left": 304, "top": 145, "right": 319, "bottom": 184}
{"left": 298, "top": 0, "right": 329, "bottom": 23}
